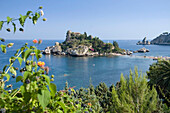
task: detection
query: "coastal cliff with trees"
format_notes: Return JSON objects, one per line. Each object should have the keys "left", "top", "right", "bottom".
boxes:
{"left": 42, "top": 30, "right": 125, "bottom": 56}
{"left": 151, "top": 32, "right": 170, "bottom": 45}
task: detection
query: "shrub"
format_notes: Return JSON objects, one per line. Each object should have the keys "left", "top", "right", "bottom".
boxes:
{"left": 111, "top": 68, "right": 165, "bottom": 113}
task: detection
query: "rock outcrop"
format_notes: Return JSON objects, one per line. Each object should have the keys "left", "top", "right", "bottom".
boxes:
{"left": 151, "top": 32, "right": 170, "bottom": 45}
{"left": 66, "top": 45, "right": 89, "bottom": 56}
{"left": 136, "top": 37, "right": 150, "bottom": 45}
{"left": 134, "top": 47, "right": 149, "bottom": 53}
{"left": 42, "top": 42, "right": 62, "bottom": 55}
{"left": 51, "top": 42, "right": 62, "bottom": 53}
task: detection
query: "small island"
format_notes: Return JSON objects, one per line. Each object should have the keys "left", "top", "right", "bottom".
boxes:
{"left": 42, "top": 30, "right": 126, "bottom": 56}
{"left": 136, "top": 37, "right": 150, "bottom": 45}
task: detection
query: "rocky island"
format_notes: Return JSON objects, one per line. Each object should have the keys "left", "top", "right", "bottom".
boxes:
{"left": 150, "top": 32, "right": 170, "bottom": 45}
{"left": 136, "top": 37, "right": 150, "bottom": 45}
{"left": 42, "top": 30, "right": 126, "bottom": 57}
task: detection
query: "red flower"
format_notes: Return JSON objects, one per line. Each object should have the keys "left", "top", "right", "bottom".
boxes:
{"left": 33, "top": 39, "right": 38, "bottom": 44}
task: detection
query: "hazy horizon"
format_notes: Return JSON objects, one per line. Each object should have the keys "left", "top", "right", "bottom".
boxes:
{"left": 1, "top": 0, "right": 170, "bottom": 40}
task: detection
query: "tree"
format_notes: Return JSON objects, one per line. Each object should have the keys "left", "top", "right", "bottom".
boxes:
{"left": 147, "top": 60, "right": 170, "bottom": 106}
{"left": 113, "top": 41, "right": 119, "bottom": 49}
{"left": 95, "top": 82, "right": 112, "bottom": 112}
{"left": 103, "top": 43, "right": 113, "bottom": 53}
{"left": 84, "top": 32, "right": 87, "bottom": 39}
{"left": 111, "top": 68, "right": 164, "bottom": 113}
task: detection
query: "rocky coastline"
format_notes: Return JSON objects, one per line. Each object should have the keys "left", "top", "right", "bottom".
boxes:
{"left": 42, "top": 42, "right": 123, "bottom": 57}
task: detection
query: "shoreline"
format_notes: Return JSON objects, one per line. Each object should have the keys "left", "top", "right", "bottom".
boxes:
{"left": 45, "top": 52, "right": 170, "bottom": 60}
{"left": 127, "top": 55, "right": 170, "bottom": 60}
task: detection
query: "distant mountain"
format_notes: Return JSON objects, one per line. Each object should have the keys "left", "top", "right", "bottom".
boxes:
{"left": 151, "top": 32, "right": 170, "bottom": 45}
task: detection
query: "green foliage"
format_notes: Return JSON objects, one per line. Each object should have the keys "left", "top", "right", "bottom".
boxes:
{"left": 113, "top": 41, "right": 119, "bottom": 48}
{"left": 111, "top": 68, "right": 164, "bottom": 113}
{"left": 0, "top": 7, "right": 46, "bottom": 54}
{"left": 75, "top": 87, "right": 102, "bottom": 112}
{"left": 62, "top": 33, "right": 125, "bottom": 54}
{"left": 0, "top": 44, "right": 6, "bottom": 53}
{"left": 0, "top": 21, "right": 4, "bottom": 30}
{"left": 0, "top": 42, "right": 88, "bottom": 112}
{"left": 37, "top": 89, "right": 51, "bottom": 110}
{"left": 1, "top": 8, "right": 44, "bottom": 33}
{"left": 95, "top": 82, "right": 112, "bottom": 112}
{"left": 147, "top": 60, "right": 170, "bottom": 106}
{"left": 62, "top": 32, "right": 120, "bottom": 54}
{"left": 102, "top": 43, "right": 113, "bottom": 53}
{"left": 112, "top": 41, "right": 125, "bottom": 53}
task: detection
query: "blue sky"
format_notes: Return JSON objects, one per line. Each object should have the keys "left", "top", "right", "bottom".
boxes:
{"left": 1, "top": 0, "right": 170, "bottom": 40}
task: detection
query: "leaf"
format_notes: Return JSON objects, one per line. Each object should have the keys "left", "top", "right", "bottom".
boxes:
{"left": 56, "top": 101, "right": 67, "bottom": 113}
{"left": 20, "top": 85, "right": 25, "bottom": 95}
{"left": 19, "top": 14, "right": 27, "bottom": 27}
{"left": 0, "top": 38, "right": 5, "bottom": 42}
{"left": 4, "top": 73, "right": 10, "bottom": 81}
{"left": 24, "top": 49, "right": 32, "bottom": 61}
{"left": 16, "top": 76, "right": 23, "bottom": 82}
{"left": 35, "top": 12, "right": 40, "bottom": 18}
{"left": 34, "top": 49, "right": 41, "bottom": 61}
{"left": 0, "top": 98, "right": 5, "bottom": 108}
{"left": 18, "top": 57, "right": 23, "bottom": 66}
{"left": 0, "top": 21, "right": 4, "bottom": 30}
{"left": 9, "top": 56, "right": 15, "bottom": 63}
{"left": 3, "top": 65, "right": 8, "bottom": 72}
{"left": 42, "top": 75, "right": 50, "bottom": 85}
{"left": 12, "top": 22, "right": 16, "bottom": 33}
{"left": 32, "top": 16, "right": 38, "bottom": 24}
{"left": 23, "top": 92, "right": 31, "bottom": 103}
{"left": 10, "top": 67, "right": 17, "bottom": 76}
{"left": 26, "top": 11, "right": 32, "bottom": 16}
{"left": 1, "top": 44, "right": 6, "bottom": 53}
{"left": 57, "top": 109, "right": 63, "bottom": 113}
{"left": 23, "top": 71, "right": 31, "bottom": 80}
{"left": 26, "top": 65, "right": 32, "bottom": 71}
{"left": 49, "top": 83, "right": 57, "bottom": 97}
{"left": 21, "top": 51, "right": 25, "bottom": 59}
{"left": 7, "top": 16, "right": 12, "bottom": 24}
{"left": 37, "top": 89, "right": 51, "bottom": 110}
{"left": 32, "top": 12, "right": 40, "bottom": 25}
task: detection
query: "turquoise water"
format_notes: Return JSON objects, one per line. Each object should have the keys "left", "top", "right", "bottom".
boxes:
{"left": 0, "top": 40, "right": 169, "bottom": 90}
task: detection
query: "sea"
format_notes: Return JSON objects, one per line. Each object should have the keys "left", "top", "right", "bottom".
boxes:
{"left": 1, "top": 40, "right": 170, "bottom": 90}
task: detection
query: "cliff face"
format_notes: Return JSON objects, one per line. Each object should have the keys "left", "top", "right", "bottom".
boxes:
{"left": 151, "top": 32, "right": 170, "bottom": 45}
